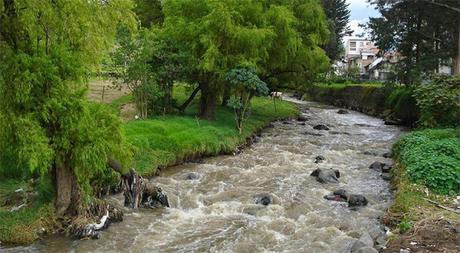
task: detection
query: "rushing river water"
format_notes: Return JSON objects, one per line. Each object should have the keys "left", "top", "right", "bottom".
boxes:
{"left": 6, "top": 98, "right": 403, "bottom": 253}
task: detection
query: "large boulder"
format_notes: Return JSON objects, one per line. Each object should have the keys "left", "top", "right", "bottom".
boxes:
{"left": 311, "top": 168, "right": 340, "bottom": 183}
{"left": 313, "top": 124, "right": 330, "bottom": 131}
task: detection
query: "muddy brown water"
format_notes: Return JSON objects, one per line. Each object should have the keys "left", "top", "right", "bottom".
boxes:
{"left": 5, "top": 98, "right": 403, "bottom": 253}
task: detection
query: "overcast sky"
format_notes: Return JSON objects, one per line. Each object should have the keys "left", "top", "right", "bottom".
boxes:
{"left": 346, "top": 0, "right": 380, "bottom": 39}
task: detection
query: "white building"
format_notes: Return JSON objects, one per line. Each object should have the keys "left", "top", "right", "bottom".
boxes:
{"left": 345, "top": 38, "right": 379, "bottom": 77}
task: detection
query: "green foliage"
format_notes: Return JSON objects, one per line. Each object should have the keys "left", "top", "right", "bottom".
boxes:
{"left": 225, "top": 66, "right": 269, "bottom": 133}
{"left": 398, "top": 218, "right": 412, "bottom": 234}
{"left": 321, "top": 0, "right": 352, "bottom": 61}
{"left": 111, "top": 27, "right": 192, "bottom": 117}
{"left": 133, "top": 0, "right": 164, "bottom": 27}
{"left": 413, "top": 75, "right": 460, "bottom": 128}
{"left": 386, "top": 87, "right": 419, "bottom": 125}
{"left": 161, "top": 0, "right": 329, "bottom": 116}
{"left": 393, "top": 128, "right": 460, "bottom": 195}
{"left": 123, "top": 87, "right": 298, "bottom": 175}
{"left": 366, "top": 0, "right": 460, "bottom": 83}
{"left": 0, "top": 178, "right": 56, "bottom": 245}
{"left": 0, "top": 0, "right": 135, "bottom": 211}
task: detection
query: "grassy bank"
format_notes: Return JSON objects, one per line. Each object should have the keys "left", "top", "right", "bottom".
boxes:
{"left": 0, "top": 178, "right": 57, "bottom": 246}
{"left": 124, "top": 96, "right": 298, "bottom": 176}
{"left": 384, "top": 128, "right": 460, "bottom": 252}
{"left": 0, "top": 87, "right": 298, "bottom": 245}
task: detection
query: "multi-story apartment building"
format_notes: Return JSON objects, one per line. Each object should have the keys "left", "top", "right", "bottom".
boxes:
{"left": 345, "top": 38, "right": 379, "bottom": 77}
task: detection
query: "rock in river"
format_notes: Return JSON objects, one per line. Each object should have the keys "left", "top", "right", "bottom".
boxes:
{"left": 311, "top": 168, "right": 340, "bottom": 183}
{"left": 314, "top": 155, "right": 326, "bottom": 164}
{"left": 313, "top": 124, "right": 330, "bottom": 131}
{"left": 337, "top": 109, "right": 349, "bottom": 114}
{"left": 254, "top": 194, "right": 272, "bottom": 206}
{"left": 369, "top": 161, "right": 385, "bottom": 171}
{"left": 297, "top": 115, "right": 309, "bottom": 122}
{"left": 185, "top": 172, "right": 200, "bottom": 180}
{"left": 324, "top": 189, "right": 368, "bottom": 207}
{"left": 382, "top": 152, "right": 392, "bottom": 158}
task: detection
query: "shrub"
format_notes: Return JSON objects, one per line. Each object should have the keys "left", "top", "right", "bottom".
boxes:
{"left": 386, "top": 87, "right": 419, "bottom": 125}
{"left": 393, "top": 129, "right": 460, "bottom": 195}
{"left": 413, "top": 75, "right": 460, "bottom": 127}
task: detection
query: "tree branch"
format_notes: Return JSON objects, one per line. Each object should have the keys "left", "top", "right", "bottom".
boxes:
{"left": 419, "top": 0, "right": 460, "bottom": 13}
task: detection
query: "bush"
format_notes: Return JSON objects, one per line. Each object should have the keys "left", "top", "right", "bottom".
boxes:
{"left": 386, "top": 87, "right": 419, "bottom": 125}
{"left": 393, "top": 128, "right": 460, "bottom": 194}
{"left": 413, "top": 75, "right": 460, "bottom": 127}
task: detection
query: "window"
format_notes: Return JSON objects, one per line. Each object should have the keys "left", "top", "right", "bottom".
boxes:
{"left": 360, "top": 42, "right": 364, "bottom": 46}
{"left": 350, "top": 41, "right": 356, "bottom": 51}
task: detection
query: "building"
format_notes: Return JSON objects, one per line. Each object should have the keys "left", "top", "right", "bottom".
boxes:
{"left": 345, "top": 38, "right": 379, "bottom": 78}
{"left": 367, "top": 52, "right": 400, "bottom": 80}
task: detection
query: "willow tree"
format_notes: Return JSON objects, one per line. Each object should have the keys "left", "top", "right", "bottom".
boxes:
{"left": 261, "top": 0, "right": 330, "bottom": 89}
{"left": 0, "top": 0, "right": 134, "bottom": 216}
{"left": 162, "top": 0, "right": 274, "bottom": 119}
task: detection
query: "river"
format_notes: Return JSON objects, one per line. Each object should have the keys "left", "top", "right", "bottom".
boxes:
{"left": 6, "top": 98, "right": 403, "bottom": 253}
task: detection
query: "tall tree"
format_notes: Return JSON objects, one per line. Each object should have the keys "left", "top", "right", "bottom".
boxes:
{"left": 161, "top": 0, "right": 330, "bottom": 118}
{"left": 321, "top": 0, "right": 353, "bottom": 61}
{"left": 0, "top": 0, "right": 135, "bottom": 216}
{"left": 366, "top": 0, "right": 460, "bottom": 83}
{"left": 162, "top": 0, "right": 274, "bottom": 119}
{"left": 133, "top": 0, "right": 164, "bottom": 27}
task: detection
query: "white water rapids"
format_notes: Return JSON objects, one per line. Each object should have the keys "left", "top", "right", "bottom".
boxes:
{"left": 6, "top": 98, "right": 403, "bottom": 253}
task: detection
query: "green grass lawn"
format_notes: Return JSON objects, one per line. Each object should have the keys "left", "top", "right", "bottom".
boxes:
{"left": 124, "top": 94, "right": 298, "bottom": 175}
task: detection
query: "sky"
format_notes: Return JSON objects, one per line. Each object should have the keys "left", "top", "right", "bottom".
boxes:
{"left": 346, "top": 0, "right": 380, "bottom": 39}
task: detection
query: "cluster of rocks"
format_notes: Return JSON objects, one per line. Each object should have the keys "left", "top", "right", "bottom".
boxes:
{"left": 369, "top": 161, "right": 393, "bottom": 181}
{"left": 350, "top": 227, "right": 388, "bottom": 253}
{"left": 324, "top": 189, "right": 368, "bottom": 207}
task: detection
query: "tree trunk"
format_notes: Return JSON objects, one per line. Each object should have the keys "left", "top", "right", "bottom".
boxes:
{"left": 121, "top": 169, "right": 169, "bottom": 209}
{"left": 199, "top": 81, "right": 216, "bottom": 120}
{"left": 221, "top": 86, "right": 230, "bottom": 106}
{"left": 454, "top": 15, "right": 460, "bottom": 75}
{"left": 55, "top": 162, "right": 81, "bottom": 216}
{"left": 177, "top": 85, "right": 200, "bottom": 113}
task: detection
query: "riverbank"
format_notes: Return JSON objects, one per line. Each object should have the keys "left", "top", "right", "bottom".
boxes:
{"left": 301, "top": 83, "right": 418, "bottom": 126}
{"left": 124, "top": 96, "right": 299, "bottom": 177}
{"left": 383, "top": 128, "right": 460, "bottom": 252}
{"left": 301, "top": 84, "right": 460, "bottom": 251}
{"left": 0, "top": 91, "right": 298, "bottom": 246}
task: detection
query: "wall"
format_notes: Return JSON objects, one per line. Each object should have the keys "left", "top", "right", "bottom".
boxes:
{"left": 302, "top": 85, "right": 419, "bottom": 127}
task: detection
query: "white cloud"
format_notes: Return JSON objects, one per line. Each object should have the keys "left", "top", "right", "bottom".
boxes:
{"left": 349, "top": 19, "right": 366, "bottom": 36}
{"left": 343, "top": 19, "right": 369, "bottom": 44}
